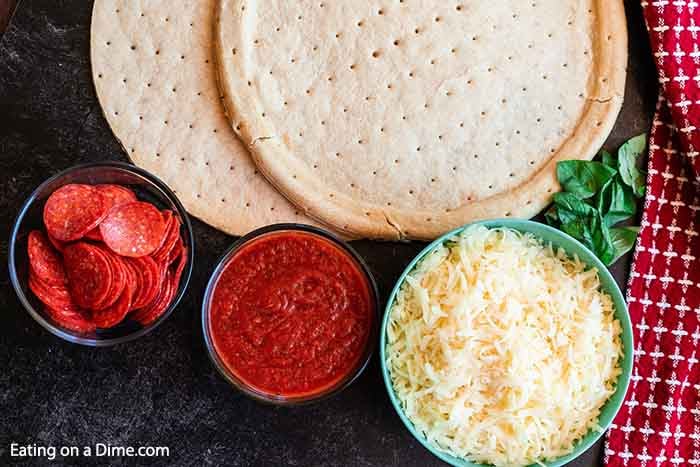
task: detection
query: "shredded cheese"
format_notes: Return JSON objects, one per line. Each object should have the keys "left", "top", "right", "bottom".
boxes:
{"left": 387, "top": 225, "right": 622, "bottom": 466}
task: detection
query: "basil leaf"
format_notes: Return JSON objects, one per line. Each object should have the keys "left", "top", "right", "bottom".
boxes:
{"left": 609, "top": 226, "right": 640, "bottom": 264}
{"left": 597, "top": 177, "right": 637, "bottom": 227}
{"left": 561, "top": 219, "right": 593, "bottom": 245}
{"left": 553, "top": 193, "right": 603, "bottom": 256}
{"left": 592, "top": 216, "right": 616, "bottom": 266}
{"left": 596, "top": 179, "right": 612, "bottom": 214}
{"left": 550, "top": 135, "right": 647, "bottom": 265}
{"left": 618, "top": 134, "right": 647, "bottom": 198}
{"left": 600, "top": 149, "right": 617, "bottom": 170}
{"left": 559, "top": 210, "right": 615, "bottom": 265}
{"left": 556, "top": 160, "right": 617, "bottom": 199}
{"left": 552, "top": 192, "right": 598, "bottom": 224}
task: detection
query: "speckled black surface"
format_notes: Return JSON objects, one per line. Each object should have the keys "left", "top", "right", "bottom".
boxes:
{"left": 0, "top": 1, "right": 657, "bottom": 466}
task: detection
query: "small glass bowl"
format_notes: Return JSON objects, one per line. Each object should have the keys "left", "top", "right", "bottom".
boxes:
{"left": 8, "top": 162, "right": 195, "bottom": 346}
{"left": 202, "top": 224, "right": 379, "bottom": 405}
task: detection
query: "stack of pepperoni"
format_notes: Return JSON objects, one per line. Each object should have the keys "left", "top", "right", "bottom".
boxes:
{"left": 27, "top": 183, "right": 187, "bottom": 333}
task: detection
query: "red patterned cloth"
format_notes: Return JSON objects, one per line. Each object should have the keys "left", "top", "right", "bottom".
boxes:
{"left": 603, "top": 1, "right": 700, "bottom": 466}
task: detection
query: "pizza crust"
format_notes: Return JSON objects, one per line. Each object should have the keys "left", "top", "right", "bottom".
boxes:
{"left": 215, "top": 0, "right": 626, "bottom": 240}
{"left": 91, "top": 0, "right": 334, "bottom": 237}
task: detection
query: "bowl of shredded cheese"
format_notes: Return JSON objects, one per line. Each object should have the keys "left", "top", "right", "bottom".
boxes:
{"left": 381, "top": 219, "right": 633, "bottom": 467}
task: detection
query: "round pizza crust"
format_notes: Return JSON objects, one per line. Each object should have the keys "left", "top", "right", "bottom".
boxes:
{"left": 215, "top": 0, "right": 626, "bottom": 240}
{"left": 91, "top": 0, "right": 332, "bottom": 237}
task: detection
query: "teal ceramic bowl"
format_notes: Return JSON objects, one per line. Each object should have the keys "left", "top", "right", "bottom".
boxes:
{"left": 380, "top": 219, "right": 633, "bottom": 467}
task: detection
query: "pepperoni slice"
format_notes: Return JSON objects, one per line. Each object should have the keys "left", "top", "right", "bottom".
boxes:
{"left": 131, "top": 270, "right": 176, "bottom": 325}
{"left": 122, "top": 257, "right": 143, "bottom": 308}
{"left": 172, "top": 244, "right": 188, "bottom": 283}
{"left": 92, "top": 279, "right": 135, "bottom": 328}
{"left": 140, "top": 259, "right": 168, "bottom": 310}
{"left": 99, "top": 201, "right": 166, "bottom": 257}
{"left": 122, "top": 257, "right": 142, "bottom": 305}
{"left": 80, "top": 186, "right": 137, "bottom": 242}
{"left": 129, "top": 256, "right": 161, "bottom": 309}
{"left": 92, "top": 247, "right": 127, "bottom": 310}
{"left": 27, "top": 230, "right": 66, "bottom": 286}
{"left": 96, "top": 184, "right": 137, "bottom": 209}
{"left": 153, "top": 214, "right": 181, "bottom": 264}
{"left": 160, "top": 236, "right": 182, "bottom": 268}
{"left": 63, "top": 242, "right": 113, "bottom": 309}
{"left": 84, "top": 227, "right": 103, "bottom": 241}
{"left": 43, "top": 184, "right": 108, "bottom": 241}
{"left": 151, "top": 211, "right": 174, "bottom": 257}
{"left": 109, "top": 254, "right": 128, "bottom": 298}
{"left": 29, "top": 274, "right": 97, "bottom": 335}
{"left": 29, "top": 273, "right": 74, "bottom": 311}
{"left": 44, "top": 305, "right": 96, "bottom": 333}
{"left": 170, "top": 245, "right": 188, "bottom": 295}
{"left": 46, "top": 234, "right": 66, "bottom": 253}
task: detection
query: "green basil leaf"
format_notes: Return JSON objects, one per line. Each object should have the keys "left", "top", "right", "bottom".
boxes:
{"left": 556, "top": 161, "right": 617, "bottom": 199}
{"left": 596, "top": 179, "right": 612, "bottom": 213}
{"left": 609, "top": 226, "right": 640, "bottom": 264}
{"left": 553, "top": 192, "right": 599, "bottom": 254}
{"left": 592, "top": 216, "right": 616, "bottom": 266}
{"left": 551, "top": 136, "right": 646, "bottom": 265}
{"left": 561, "top": 219, "right": 594, "bottom": 246}
{"left": 597, "top": 177, "right": 637, "bottom": 227}
{"left": 552, "top": 192, "right": 598, "bottom": 224}
{"left": 600, "top": 149, "right": 617, "bottom": 170}
{"left": 559, "top": 211, "right": 615, "bottom": 265}
{"left": 618, "top": 134, "right": 647, "bottom": 198}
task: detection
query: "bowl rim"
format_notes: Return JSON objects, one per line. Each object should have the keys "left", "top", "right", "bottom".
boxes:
{"left": 379, "top": 218, "right": 634, "bottom": 467}
{"left": 201, "top": 222, "right": 380, "bottom": 406}
{"left": 8, "top": 161, "right": 195, "bottom": 347}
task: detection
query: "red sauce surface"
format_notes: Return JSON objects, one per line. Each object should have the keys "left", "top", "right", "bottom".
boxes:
{"left": 209, "top": 231, "right": 374, "bottom": 397}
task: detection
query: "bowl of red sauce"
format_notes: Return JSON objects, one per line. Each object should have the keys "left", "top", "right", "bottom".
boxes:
{"left": 202, "top": 224, "right": 379, "bottom": 405}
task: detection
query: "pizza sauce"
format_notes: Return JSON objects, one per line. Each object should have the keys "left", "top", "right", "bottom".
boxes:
{"left": 209, "top": 230, "right": 374, "bottom": 398}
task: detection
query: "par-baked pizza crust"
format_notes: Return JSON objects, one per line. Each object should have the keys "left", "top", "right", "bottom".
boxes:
{"left": 215, "top": 0, "right": 626, "bottom": 240}
{"left": 91, "top": 0, "right": 335, "bottom": 237}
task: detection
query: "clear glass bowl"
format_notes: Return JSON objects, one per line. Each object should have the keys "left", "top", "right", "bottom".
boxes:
{"left": 202, "top": 224, "right": 379, "bottom": 405}
{"left": 8, "top": 162, "right": 195, "bottom": 346}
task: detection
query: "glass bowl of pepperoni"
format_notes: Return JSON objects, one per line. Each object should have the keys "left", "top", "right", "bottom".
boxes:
{"left": 8, "top": 162, "right": 194, "bottom": 346}
{"left": 202, "top": 224, "right": 380, "bottom": 405}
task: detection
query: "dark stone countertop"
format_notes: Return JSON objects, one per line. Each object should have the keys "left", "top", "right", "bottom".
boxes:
{"left": 0, "top": 1, "right": 657, "bottom": 466}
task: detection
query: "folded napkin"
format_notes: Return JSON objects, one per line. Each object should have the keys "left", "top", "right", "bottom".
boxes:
{"left": 604, "top": 2, "right": 700, "bottom": 466}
